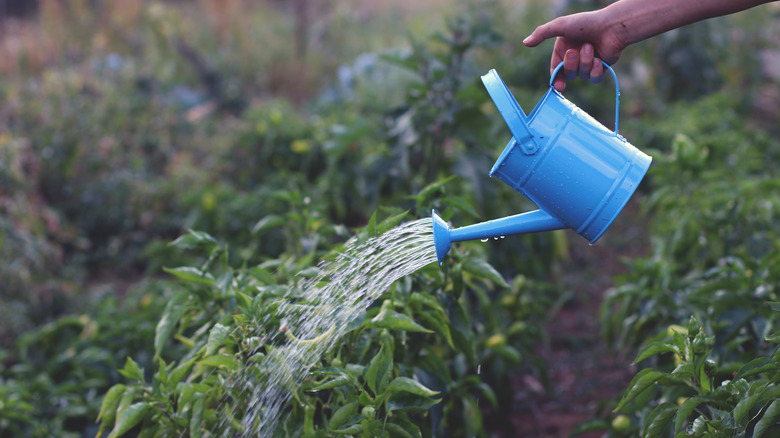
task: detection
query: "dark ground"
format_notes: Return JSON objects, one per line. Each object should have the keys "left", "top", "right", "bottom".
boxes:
{"left": 508, "top": 203, "right": 649, "bottom": 437}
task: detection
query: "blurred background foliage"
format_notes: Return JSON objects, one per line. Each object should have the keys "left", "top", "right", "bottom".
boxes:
{"left": 1, "top": 0, "right": 779, "bottom": 436}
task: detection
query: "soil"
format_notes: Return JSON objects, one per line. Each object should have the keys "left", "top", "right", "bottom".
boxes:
{"left": 506, "top": 203, "right": 650, "bottom": 437}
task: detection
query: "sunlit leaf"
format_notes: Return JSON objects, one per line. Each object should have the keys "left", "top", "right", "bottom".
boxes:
{"left": 163, "top": 266, "right": 216, "bottom": 286}
{"left": 196, "top": 354, "right": 236, "bottom": 370}
{"left": 251, "top": 214, "right": 285, "bottom": 234}
{"left": 369, "top": 303, "right": 433, "bottom": 333}
{"left": 462, "top": 257, "right": 509, "bottom": 288}
{"left": 310, "top": 375, "right": 352, "bottom": 392}
{"left": 169, "top": 230, "right": 218, "bottom": 250}
{"left": 206, "top": 323, "right": 230, "bottom": 356}
{"left": 96, "top": 384, "right": 127, "bottom": 435}
{"left": 118, "top": 357, "right": 144, "bottom": 382}
{"left": 385, "top": 377, "right": 439, "bottom": 397}
{"left": 108, "top": 402, "right": 150, "bottom": 438}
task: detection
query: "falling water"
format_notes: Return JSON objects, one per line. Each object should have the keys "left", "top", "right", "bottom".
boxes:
{"left": 222, "top": 218, "right": 437, "bottom": 437}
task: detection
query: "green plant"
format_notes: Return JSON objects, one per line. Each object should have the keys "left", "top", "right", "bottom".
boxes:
{"left": 0, "top": 281, "right": 169, "bottom": 437}
{"left": 615, "top": 315, "right": 779, "bottom": 437}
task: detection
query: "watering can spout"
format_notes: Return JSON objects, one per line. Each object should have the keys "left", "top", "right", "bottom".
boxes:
{"left": 432, "top": 209, "right": 565, "bottom": 265}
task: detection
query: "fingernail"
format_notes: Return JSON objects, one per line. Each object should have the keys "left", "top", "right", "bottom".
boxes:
{"left": 583, "top": 44, "right": 593, "bottom": 54}
{"left": 522, "top": 36, "right": 531, "bottom": 45}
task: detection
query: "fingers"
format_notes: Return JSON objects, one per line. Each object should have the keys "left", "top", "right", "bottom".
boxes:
{"left": 552, "top": 46, "right": 605, "bottom": 92}
{"left": 524, "top": 18, "right": 608, "bottom": 91}
{"left": 578, "top": 44, "right": 594, "bottom": 80}
{"left": 589, "top": 58, "right": 604, "bottom": 84}
{"left": 563, "top": 49, "right": 578, "bottom": 81}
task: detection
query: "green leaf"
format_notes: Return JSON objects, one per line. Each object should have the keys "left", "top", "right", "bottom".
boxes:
{"left": 568, "top": 419, "right": 610, "bottom": 436}
{"left": 493, "top": 345, "right": 523, "bottom": 363}
{"left": 615, "top": 369, "right": 666, "bottom": 412}
{"left": 754, "top": 400, "right": 780, "bottom": 438}
{"left": 366, "top": 211, "right": 378, "bottom": 237}
{"left": 163, "top": 266, "right": 216, "bottom": 286}
{"left": 369, "top": 303, "right": 432, "bottom": 333}
{"left": 412, "top": 176, "right": 456, "bottom": 204}
{"left": 674, "top": 397, "right": 706, "bottom": 432}
{"left": 96, "top": 384, "right": 127, "bottom": 435}
{"left": 384, "top": 417, "right": 422, "bottom": 438}
{"left": 156, "top": 357, "right": 168, "bottom": 387}
{"left": 332, "top": 424, "right": 363, "bottom": 435}
{"left": 329, "top": 401, "right": 359, "bottom": 431}
{"left": 387, "top": 394, "right": 441, "bottom": 413}
{"left": 643, "top": 402, "right": 676, "bottom": 438}
{"left": 734, "top": 393, "right": 764, "bottom": 426}
{"left": 472, "top": 381, "right": 498, "bottom": 409}
{"left": 168, "top": 359, "right": 195, "bottom": 388}
{"left": 206, "top": 323, "right": 230, "bottom": 356}
{"left": 378, "top": 211, "right": 409, "bottom": 235}
{"left": 735, "top": 357, "right": 777, "bottom": 380}
{"left": 169, "top": 230, "right": 218, "bottom": 250}
{"left": 699, "top": 365, "right": 712, "bottom": 393}
{"left": 310, "top": 375, "right": 353, "bottom": 391}
{"left": 196, "top": 354, "right": 237, "bottom": 370}
{"left": 416, "top": 310, "right": 453, "bottom": 348}
{"left": 108, "top": 402, "right": 150, "bottom": 438}
{"left": 359, "top": 390, "right": 373, "bottom": 406}
{"left": 461, "top": 395, "right": 483, "bottom": 437}
{"left": 365, "top": 335, "right": 393, "bottom": 396}
{"left": 154, "top": 298, "right": 187, "bottom": 359}
{"left": 251, "top": 214, "right": 285, "bottom": 234}
{"left": 634, "top": 341, "right": 681, "bottom": 364}
{"left": 462, "top": 257, "right": 509, "bottom": 288}
{"left": 115, "top": 387, "right": 137, "bottom": 420}
{"left": 446, "top": 295, "right": 476, "bottom": 366}
{"left": 177, "top": 383, "right": 196, "bottom": 411}
{"left": 385, "top": 377, "right": 439, "bottom": 397}
{"left": 118, "top": 357, "right": 145, "bottom": 382}
{"left": 189, "top": 395, "right": 205, "bottom": 438}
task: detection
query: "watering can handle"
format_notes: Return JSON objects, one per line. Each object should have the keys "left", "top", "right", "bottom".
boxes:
{"left": 481, "top": 70, "right": 539, "bottom": 155}
{"left": 550, "top": 61, "right": 621, "bottom": 135}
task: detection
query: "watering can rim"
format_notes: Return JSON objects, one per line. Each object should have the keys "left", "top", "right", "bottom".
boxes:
{"left": 549, "top": 61, "right": 622, "bottom": 135}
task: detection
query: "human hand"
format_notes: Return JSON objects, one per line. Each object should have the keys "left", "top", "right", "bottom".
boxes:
{"left": 523, "top": 11, "right": 626, "bottom": 91}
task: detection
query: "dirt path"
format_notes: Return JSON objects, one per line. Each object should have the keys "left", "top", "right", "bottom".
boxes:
{"left": 508, "top": 203, "right": 649, "bottom": 437}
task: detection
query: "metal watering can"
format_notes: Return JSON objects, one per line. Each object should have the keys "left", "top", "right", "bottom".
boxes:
{"left": 432, "top": 62, "right": 652, "bottom": 265}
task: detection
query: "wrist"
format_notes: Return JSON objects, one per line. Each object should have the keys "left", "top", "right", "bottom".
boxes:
{"left": 599, "top": 3, "right": 637, "bottom": 49}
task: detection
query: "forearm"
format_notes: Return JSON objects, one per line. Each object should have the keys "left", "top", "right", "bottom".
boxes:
{"left": 605, "top": 0, "right": 775, "bottom": 46}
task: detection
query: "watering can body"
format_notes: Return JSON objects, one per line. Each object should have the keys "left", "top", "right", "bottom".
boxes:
{"left": 433, "top": 63, "right": 652, "bottom": 265}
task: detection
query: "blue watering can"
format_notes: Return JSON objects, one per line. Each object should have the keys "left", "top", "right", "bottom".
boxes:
{"left": 432, "top": 62, "right": 652, "bottom": 265}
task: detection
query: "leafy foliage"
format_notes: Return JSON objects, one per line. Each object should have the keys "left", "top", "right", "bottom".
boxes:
{"left": 2, "top": 1, "right": 780, "bottom": 437}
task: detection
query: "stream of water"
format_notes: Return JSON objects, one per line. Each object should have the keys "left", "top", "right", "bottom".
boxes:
{"left": 222, "top": 217, "right": 437, "bottom": 436}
